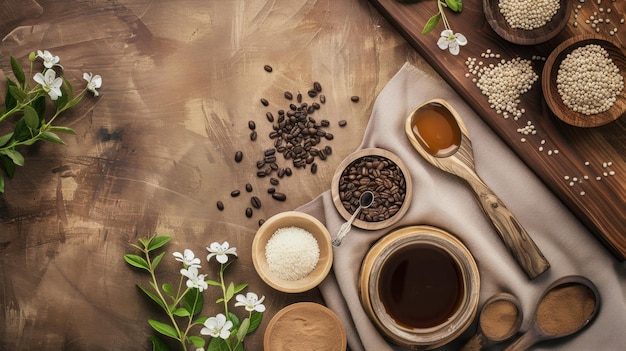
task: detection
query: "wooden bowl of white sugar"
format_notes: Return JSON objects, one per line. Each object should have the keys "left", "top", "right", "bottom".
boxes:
{"left": 483, "top": 0, "right": 572, "bottom": 45}
{"left": 542, "top": 34, "right": 626, "bottom": 127}
{"left": 252, "top": 211, "right": 333, "bottom": 293}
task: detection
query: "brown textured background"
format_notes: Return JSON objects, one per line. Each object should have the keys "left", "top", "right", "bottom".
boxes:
{"left": 0, "top": 0, "right": 425, "bottom": 349}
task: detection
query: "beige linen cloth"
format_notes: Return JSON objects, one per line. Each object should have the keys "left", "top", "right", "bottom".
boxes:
{"left": 297, "top": 62, "right": 626, "bottom": 351}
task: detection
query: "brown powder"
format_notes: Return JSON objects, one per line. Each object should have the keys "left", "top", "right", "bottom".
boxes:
{"left": 536, "top": 283, "right": 596, "bottom": 335}
{"left": 480, "top": 300, "right": 519, "bottom": 340}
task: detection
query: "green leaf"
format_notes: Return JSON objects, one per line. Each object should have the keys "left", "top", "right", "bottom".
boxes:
{"left": 162, "top": 283, "right": 174, "bottom": 297}
{"left": 62, "top": 76, "right": 74, "bottom": 99}
{"left": 445, "top": 0, "right": 463, "bottom": 12}
{"left": 225, "top": 282, "right": 235, "bottom": 302}
{"left": 208, "top": 338, "right": 231, "bottom": 351}
{"left": 152, "top": 251, "right": 166, "bottom": 270}
{"left": 30, "top": 95, "right": 46, "bottom": 118}
{"left": 40, "top": 131, "right": 65, "bottom": 144}
{"left": 0, "top": 133, "right": 13, "bottom": 147}
{"left": 48, "top": 126, "right": 77, "bottom": 135}
{"left": 124, "top": 254, "right": 150, "bottom": 271}
{"left": 172, "top": 308, "right": 190, "bottom": 317}
{"left": 149, "top": 336, "right": 170, "bottom": 351}
{"left": 247, "top": 311, "right": 263, "bottom": 334}
{"left": 0, "top": 173, "right": 4, "bottom": 193}
{"left": 139, "top": 238, "right": 150, "bottom": 248}
{"left": 422, "top": 13, "right": 441, "bottom": 35}
{"left": 233, "top": 283, "right": 247, "bottom": 295}
{"left": 148, "top": 236, "right": 171, "bottom": 251}
{"left": 4, "top": 78, "right": 17, "bottom": 111}
{"left": 0, "top": 155, "right": 16, "bottom": 178}
{"left": 207, "top": 279, "right": 221, "bottom": 287}
{"left": 23, "top": 105, "right": 39, "bottom": 130}
{"left": 8, "top": 85, "right": 27, "bottom": 102}
{"left": 2, "top": 149, "right": 24, "bottom": 167}
{"left": 12, "top": 119, "right": 31, "bottom": 142}
{"left": 227, "top": 312, "right": 240, "bottom": 328}
{"left": 137, "top": 284, "right": 168, "bottom": 311}
{"left": 236, "top": 318, "right": 250, "bottom": 342}
{"left": 183, "top": 288, "right": 203, "bottom": 316}
{"left": 192, "top": 316, "right": 208, "bottom": 326}
{"left": 54, "top": 87, "right": 68, "bottom": 110}
{"left": 188, "top": 336, "right": 205, "bottom": 348}
{"left": 10, "top": 56, "right": 25, "bottom": 87}
{"left": 148, "top": 319, "right": 179, "bottom": 340}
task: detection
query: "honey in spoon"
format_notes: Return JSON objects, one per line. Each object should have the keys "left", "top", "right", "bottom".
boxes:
{"left": 410, "top": 101, "right": 462, "bottom": 157}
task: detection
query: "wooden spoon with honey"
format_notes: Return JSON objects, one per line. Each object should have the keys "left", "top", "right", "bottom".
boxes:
{"left": 404, "top": 98, "right": 550, "bottom": 279}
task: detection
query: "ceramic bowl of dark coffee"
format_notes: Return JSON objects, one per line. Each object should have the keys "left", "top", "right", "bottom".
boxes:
{"left": 359, "top": 225, "right": 480, "bottom": 349}
{"left": 330, "top": 148, "right": 412, "bottom": 231}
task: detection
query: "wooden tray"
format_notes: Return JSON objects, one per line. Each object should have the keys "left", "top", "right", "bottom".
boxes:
{"left": 369, "top": 0, "right": 626, "bottom": 260}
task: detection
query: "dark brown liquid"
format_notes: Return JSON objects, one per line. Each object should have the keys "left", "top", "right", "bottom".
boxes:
{"left": 411, "top": 102, "right": 462, "bottom": 157}
{"left": 379, "top": 244, "right": 464, "bottom": 329}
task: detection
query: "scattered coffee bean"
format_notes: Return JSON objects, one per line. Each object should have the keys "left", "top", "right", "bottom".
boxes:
{"left": 311, "top": 162, "right": 318, "bottom": 174}
{"left": 261, "top": 98, "right": 269, "bottom": 106}
{"left": 264, "top": 65, "right": 273, "bottom": 72}
{"left": 231, "top": 190, "right": 241, "bottom": 197}
{"left": 285, "top": 167, "right": 292, "bottom": 176}
{"left": 325, "top": 145, "right": 332, "bottom": 155}
{"left": 307, "top": 90, "right": 317, "bottom": 98}
{"left": 338, "top": 155, "right": 406, "bottom": 222}
{"left": 319, "top": 94, "right": 326, "bottom": 104}
{"left": 258, "top": 219, "right": 265, "bottom": 227}
{"left": 272, "top": 192, "right": 287, "bottom": 201}
{"left": 250, "top": 130, "right": 257, "bottom": 141}
{"left": 267, "top": 187, "right": 276, "bottom": 194}
{"left": 270, "top": 178, "right": 279, "bottom": 185}
{"left": 297, "top": 92, "right": 302, "bottom": 103}
{"left": 313, "top": 81, "right": 322, "bottom": 92}
{"left": 235, "top": 151, "right": 243, "bottom": 163}
{"left": 338, "top": 120, "right": 347, "bottom": 127}
{"left": 245, "top": 207, "right": 253, "bottom": 218}
{"left": 248, "top": 120, "right": 256, "bottom": 130}
{"left": 266, "top": 112, "right": 274, "bottom": 122}
{"left": 284, "top": 91, "right": 293, "bottom": 100}
{"left": 216, "top": 201, "right": 224, "bottom": 211}
{"left": 245, "top": 183, "right": 253, "bottom": 192}
{"left": 351, "top": 95, "right": 360, "bottom": 102}
{"left": 251, "top": 196, "right": 262, "bottom": 209}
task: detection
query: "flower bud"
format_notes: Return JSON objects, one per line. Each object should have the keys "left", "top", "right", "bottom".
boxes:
{"left": 28, "top": 52, "right": 36, "bottom": 62}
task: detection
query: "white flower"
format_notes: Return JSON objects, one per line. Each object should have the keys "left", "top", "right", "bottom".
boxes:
{"left": 206, "top": 241, "right": 237, "bottom": 264}
{"left": 173, "top": 249, "right": 201, "bottom": 268}
{"left": 33, "top": 69, "right": 63, "bottom": 100}
{"left": 437, "top": 29, "right": 467, "bottom": 55}
{"left": 235, "top": 292, "right": 266, "bottom": 313}
{"left": 196, "top": 348, "right": 205, "bottom": 351}
{"left": 36, "top": 50, "right": 62, "bottom": 69}
{"left": 180, "top": 266, "right": 208, "bottom": 292}
{"left": 200, "top": 313, "right": 233, "bottom": 340}
{"left": 83, "top": 72, "right": 102, "bottom": 96}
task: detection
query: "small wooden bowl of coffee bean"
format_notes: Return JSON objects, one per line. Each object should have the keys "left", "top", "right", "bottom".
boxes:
{"left": 542, "top": 34, "right": 626, "bottom": 127}
{"left": 331, "top": 148, "right": 412, "bottom": 230}
{"left": 483, "top": 0, "right": 572, "bottom": 45}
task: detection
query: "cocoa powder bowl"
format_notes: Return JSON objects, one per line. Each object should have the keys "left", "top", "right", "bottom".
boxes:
{"left": 359, "top": 225, "right": 480, "bottom": 349}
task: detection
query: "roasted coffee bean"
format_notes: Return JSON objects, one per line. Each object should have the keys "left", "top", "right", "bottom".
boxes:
{"left": 258, "top": 219, "right": 265, "bottom": 227}
{"left": 248, "top": 121, "right": 256, "bottom": 130}
{"left": 264, "top": 65, "right": 273, "bottom": 72}
{"left": 256, "top": 171, "right": 266, "bottom": 177}
{"left": 320, "top": 94, "right": 326, "bottom": 104}
{"left": 264, "top": 148, "right": 276, "bottom": 156}
{"left": 312, "top": 102, "right": 320, "bottom": 110}
{"left": 235, "top": 151, "right": 243, "bottom": 163}
{"left": 321, "top": 119, "right": 330, "bottom": 127}
{"left": 313, "top": 81, "right": 322, "bottom": 92}
{"left": 261, "top": 98, "right": 269, "bottom": 106}
{"left": 251, "top": 196, "right": 262, "bottom": 209}
{"left": 325, "top": 133, "right": 334, "bottom": 140}
{"left": 338, "top": 120, "right": 347, "bottom": 127}
{"left": 216, "top": 201, "right": 224, "bottom": 211}
{"left": 311, "top": 163, "right": 318, "bottom": 174}
{"left": 245, "top": 183, "right": 253, "bottom": 192}
{"left": 269, "top": 162, "right": 278, "bottom": 170}
{"left": 297, "top": 92, "right": 302, "bottom": 103}
{"left": 307, "top": 90, "right": 317, "bottom": 98}
{"left": 325, "top": 145, "right": 332, "bottom": 155}
{"left": 267, "top": 187, "right": 276, "bottom": 194}
{"left": 245, "top": 207, "right": 253, "bottom": 218}
{"left": 351, "top": 95, "right": 360, "bottom": 102}
{"left": 272, "top": 192, "right": 287, "bottom": 201}
{"left": 284, "top": 91, "right": 293, "bottom": 100}
{"left": 270, "top": 178, "right": 279, "bottom": 185}
{"left": 231, "top": 190, "right": 240, "bottom": 197}
{"left": 277, "top": 168, "right": 286, "bottom": 178}
{"left": 250, "top": 130, "right": 257, "bottom": 141}
{"left": 285, "top": 167, "right": 293, "bottom": 176}
{"left": 256, "top": 160, "right": 265, "bottom": 169}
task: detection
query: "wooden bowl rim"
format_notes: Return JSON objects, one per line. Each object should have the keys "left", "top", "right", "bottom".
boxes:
{"left": 483, "top": 0, "right": 572, "bottom": 45}
{"left": 330, "top": 147, "right": 412, "bottom": 230}
{"left": 542, "top": 34, "right": 626, "bottom": 128}
{"left": 251, "top": 211, "right": 333, "bottom": 293}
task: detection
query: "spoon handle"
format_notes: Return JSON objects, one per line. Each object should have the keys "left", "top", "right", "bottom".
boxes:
{"left": 332, "top": 206, "right": 361, "bottom": 246}
{"left": 502, "top": 327, "right": 543, "bottom": 351}
{"left": 465, "top": 173, "right": 550, "bottom": 279}
{"left": 460, "top": 333, "right": 487, "bottom": 351}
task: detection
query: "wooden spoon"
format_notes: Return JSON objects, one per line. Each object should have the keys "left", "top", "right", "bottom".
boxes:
{"left": 461, "top": 293, "right": 523, "bottom": 351}
{"left": 503, "top": 275, "right": 600, "bottom": 351}
{"left": 404, "top": 98, "right": 550, "bottom": 279}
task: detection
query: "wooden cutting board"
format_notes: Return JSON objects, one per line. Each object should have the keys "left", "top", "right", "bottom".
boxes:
{"left": 369, "top": 0, "right": 626, "bottom": 260}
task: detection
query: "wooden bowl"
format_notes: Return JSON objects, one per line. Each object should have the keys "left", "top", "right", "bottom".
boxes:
{"left": 251, "top": 211, "right": 332, "bottom": 293}
{"left": 542, "top": 35, "right": 626, "bottom": 128}
{"left": 331, "top": 148, "right": 412, "bottom": 231}
{"left": 483, "top": 0, "right": 572, "bottom": 45}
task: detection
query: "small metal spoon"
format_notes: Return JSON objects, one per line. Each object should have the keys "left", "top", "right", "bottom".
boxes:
{"left": 332, "top": 191, "right": 374, "bottom": 247}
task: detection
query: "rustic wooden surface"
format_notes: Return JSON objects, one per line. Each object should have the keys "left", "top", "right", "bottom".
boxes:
{"left": 370, "top": 0, "right": 626, "bottom": 260}
{"left": 0, "top": 0, "right": 425, "bottom": 349}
